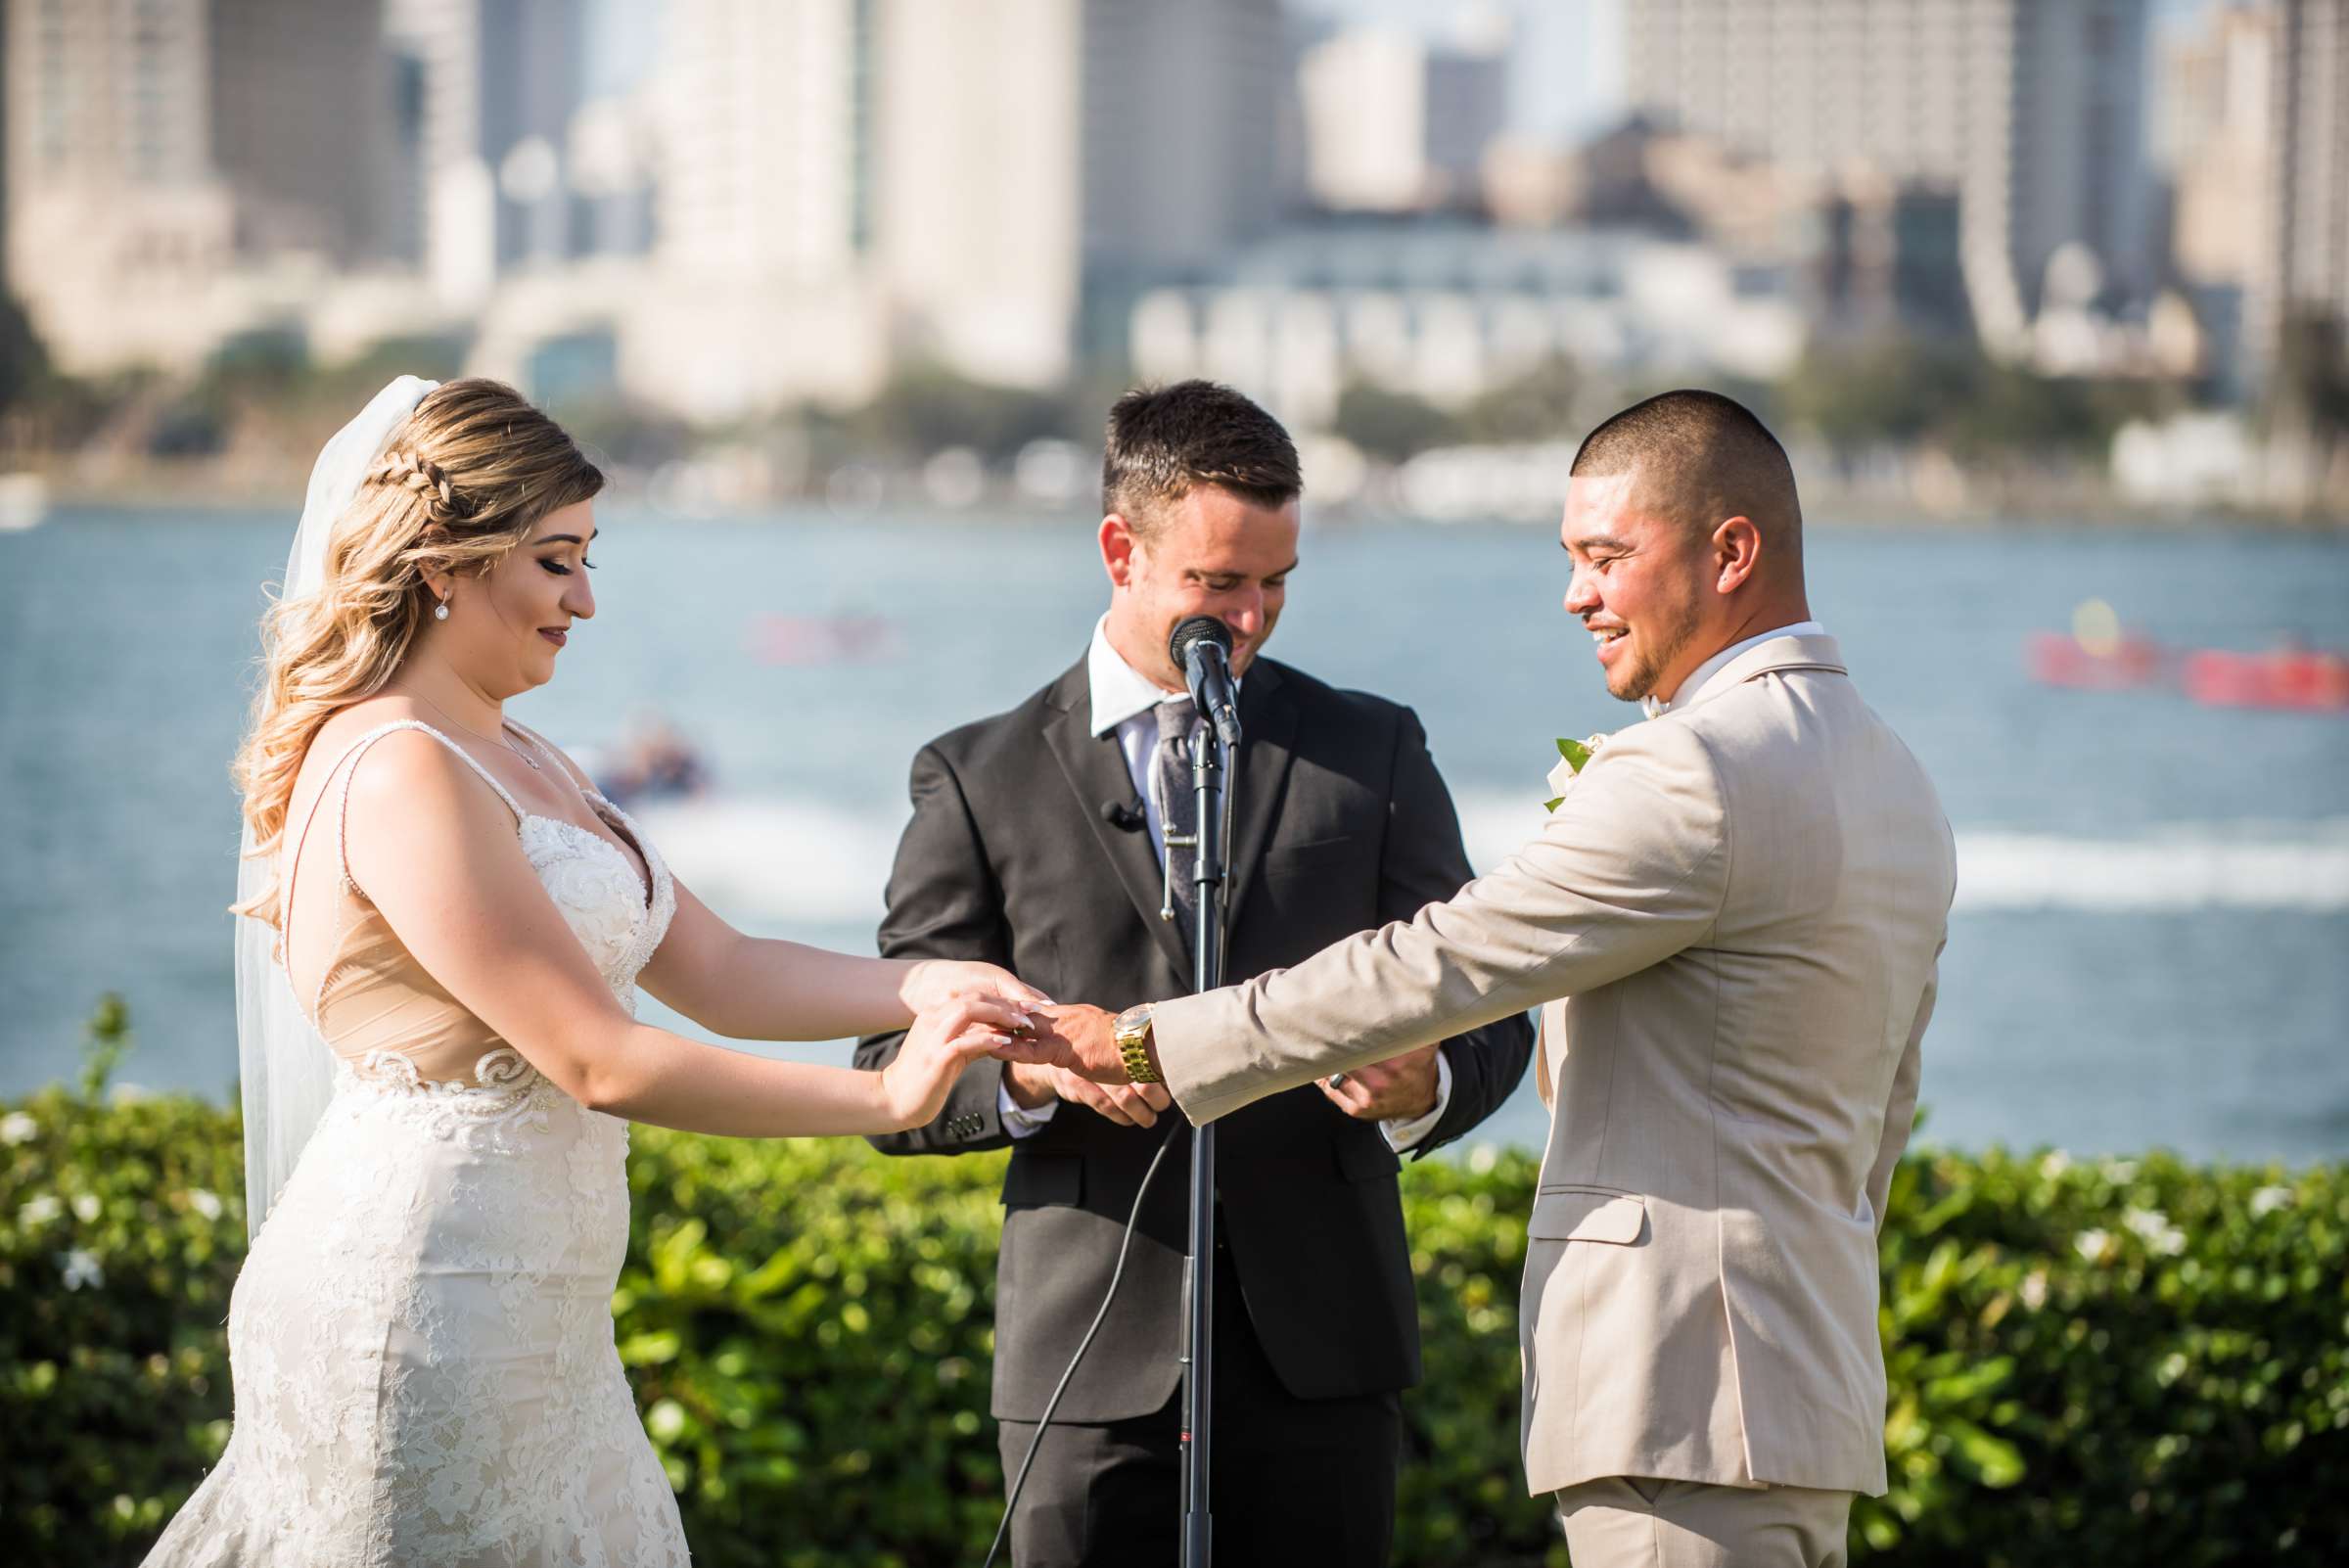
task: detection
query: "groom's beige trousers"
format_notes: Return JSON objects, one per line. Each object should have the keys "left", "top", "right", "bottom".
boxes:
{"left": 1554, "top": 1477, "right": 1852, "bottom": 1568}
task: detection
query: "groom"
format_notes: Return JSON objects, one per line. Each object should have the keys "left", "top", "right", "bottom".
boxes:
{"left": 1015, "top": 390, "right": 1957, "bottom": 1568}
{"left": 856, "top": 379, "right": 1530, "bottom": 1566}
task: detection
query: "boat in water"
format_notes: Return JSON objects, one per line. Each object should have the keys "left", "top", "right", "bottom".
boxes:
{"left": 2178, "top": 647, "right": 2349, "bottom": 713}
{"left": 2025, "top": 629, "right": 2164, "bottom": 690}
{"left": 2027, "top": 598, "right": 2345, "bottom": 713}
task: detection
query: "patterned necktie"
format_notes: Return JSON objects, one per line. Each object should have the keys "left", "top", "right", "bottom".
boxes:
{"left": 1153, "top": 696, "right": 1201, "bottom": 952}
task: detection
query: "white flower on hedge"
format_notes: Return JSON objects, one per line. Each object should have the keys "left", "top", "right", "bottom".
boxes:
{"left": 2074, "top": 1228, "right": 2113, "bottom": 1264}
{"left": 71, "top": 1193, "right": 101, "bottom": 1222}
{"left": 2019, "top": 1270, "right": 2049, "bottom": 1310}
{"left": 60, "top": 1249, "right": 103, "bottom": 1291}
{"left": 188, "top": 1188, "right": 223, "bottom": 1222}
{"left": 2122, "top": 1207, "right": 2186, "bottom": 1255}
{"left": 2040, "top": 1150, "right": 2070, "bottom": 1177}
{"left": 19, "top": 1194, "right": 61, "bottom": 1226}
{"left": 0, "top": 1112, "right": 35, "bottom": 1145}
{"left": 2250, "top": 1185, "right": 2295, "bottom": 1219}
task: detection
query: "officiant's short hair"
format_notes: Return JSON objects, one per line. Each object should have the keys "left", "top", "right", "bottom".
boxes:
{"left": 1572, "top": 390, "right": 1802, "bottom": 562}
{"left": 1103, "top": 380, "right": 1301, "bottom": 541}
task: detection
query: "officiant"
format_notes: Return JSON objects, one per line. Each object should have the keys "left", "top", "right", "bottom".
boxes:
{"left": 855, "top": 380, "right": 1531, "bottom": 1568}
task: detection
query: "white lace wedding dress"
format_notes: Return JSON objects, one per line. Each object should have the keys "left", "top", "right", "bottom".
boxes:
{"left": 147, "top": 720, "right": 691, "bottom": 1567}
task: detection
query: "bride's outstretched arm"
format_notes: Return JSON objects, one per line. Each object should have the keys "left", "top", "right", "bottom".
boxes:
{"left": 344, "top": 731, "right": 1027, "bottom": 1135}
{"left": 635, "top": 879, "right": 1047, "bottom": 1042}
{"left": 516, "top": 726, "right": 1047, "bottom": 1041}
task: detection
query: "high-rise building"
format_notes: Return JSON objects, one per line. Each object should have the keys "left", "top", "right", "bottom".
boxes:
{"left": 2249, "top": 0, "right": 2349, "bottom": 378}
{"left": 655, "top": 0, "right": 875, "bottom": 287}
{"left": 1079, "top": 0, "right": 1285, "bottom": 279}
{"left": 385, "top": 0, "right": 488, "bottom": 303}
{"left": 619, "top": 0, "right": 889, "bottom": 418}
{"left": 1297, "top": 21, "right": 1507, "bottom": 214}
{"left": 1299, "top": 27, "right": 1432, "bottom": 212}
{"left": 210, "top": 0, "right": 396, "bottom": 262}
{"left": 387, "top": 0, "right": 585, "bottom": 301}
{"left": 1624, "top": 0, "right": 2157, "bottom": 352}
{"left": 873, "top": 0, "right": 1080, "bottom": 388}
{"left": 4, "top": 0, "right": 398, "bottom": 373}
{"left": 877, "top": 0, "right": 1287, "bottom": 388}
{"left": 2160, "top": 3, "right": 2276, "bottom": 292}
{"left": 2156, "top": 2, "right": 2279, "bottom": 391}
{"left": 1424, "top": 18, "right": 1511, "bottom": 203}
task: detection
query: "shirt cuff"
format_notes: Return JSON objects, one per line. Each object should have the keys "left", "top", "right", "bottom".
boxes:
{"left": 999, "top": 1080, "right": 1058, "bottom": 1138}
{"left": 1380, "top": 1052, "right": 1452, "bottom": 1153}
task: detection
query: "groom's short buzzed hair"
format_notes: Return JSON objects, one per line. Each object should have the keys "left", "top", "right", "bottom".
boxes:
{"left": 1572, "top": 390, "right": 1803, "bottom": 564}
{"left": 1103, "top": 380, "right": 1302, "bottom": 542}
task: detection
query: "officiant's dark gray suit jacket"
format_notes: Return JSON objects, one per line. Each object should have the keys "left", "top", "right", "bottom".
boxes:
{"left": 856, "top": 651, "right": 1532, "bottom": 1423}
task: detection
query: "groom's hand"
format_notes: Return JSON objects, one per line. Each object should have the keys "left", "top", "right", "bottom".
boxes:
{"left": 994, "top": 1003, "right": 1130, "bottom": 1084}
{"left": 1316, "top": 1044, "right": 1440, "bottom": 1122}
{"left": 1005, "top": 1061, "right": 1173, "bottom": 1129}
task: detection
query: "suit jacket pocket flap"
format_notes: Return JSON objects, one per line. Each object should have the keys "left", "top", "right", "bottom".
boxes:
{"left": 1263, "top": 833, "right": 1368, "bottom": 875}
{"left": 1000, "top": 1153, "right": 1082, "bottom": 1209}
{"left": 1527, "top": 1185, "right": 1645, "bottom": 1244}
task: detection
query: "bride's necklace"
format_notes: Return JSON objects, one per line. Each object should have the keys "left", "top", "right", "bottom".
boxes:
{"left": 417, "top": 696, "right": 541, "bottom": 770}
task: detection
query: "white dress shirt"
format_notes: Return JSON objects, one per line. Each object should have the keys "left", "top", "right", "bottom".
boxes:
{"left": 1641, "top": 621, "right": 1828, "bottom": 718}
{"left": 1001, "top": 617, "right": 1451, "bottom": 1149}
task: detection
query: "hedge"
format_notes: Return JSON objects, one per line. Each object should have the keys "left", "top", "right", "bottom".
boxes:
{"left": 4, "top": 1067, "right": 2343, "bottom": 1564}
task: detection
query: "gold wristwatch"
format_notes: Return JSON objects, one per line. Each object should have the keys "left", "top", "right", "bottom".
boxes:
{"left": 1113, "top": 1003, "right": 1163, "bottom": 1084}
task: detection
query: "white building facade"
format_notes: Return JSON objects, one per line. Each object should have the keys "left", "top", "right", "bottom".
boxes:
{"left": 1129, "top": 225, "right": 1806, "bottom": 431}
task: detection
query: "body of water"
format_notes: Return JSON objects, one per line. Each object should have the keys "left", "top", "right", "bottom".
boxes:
{"left": 3, "top": 505, "right": 2344, "bottom": 1164}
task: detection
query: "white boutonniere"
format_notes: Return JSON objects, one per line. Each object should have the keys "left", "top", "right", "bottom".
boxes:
{"left": 1543, "top": 732, "right": 1609, "bottom": 811}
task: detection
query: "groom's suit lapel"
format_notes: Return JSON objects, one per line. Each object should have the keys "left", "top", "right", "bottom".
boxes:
{"left": 1221, "top": 660, "right": 1299, "bottom": 932}
{"left": 1039, "top": 659, "right": 1196, "bottom": 979}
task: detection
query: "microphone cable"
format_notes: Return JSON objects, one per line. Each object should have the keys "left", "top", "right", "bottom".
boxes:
{"left": 981, "top": 1117, "right": 1183, "bottom": 1568}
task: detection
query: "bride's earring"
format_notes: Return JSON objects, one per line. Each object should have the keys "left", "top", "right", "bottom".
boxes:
{"left": 434, "top": 596, "right": 450, "bottom": 622}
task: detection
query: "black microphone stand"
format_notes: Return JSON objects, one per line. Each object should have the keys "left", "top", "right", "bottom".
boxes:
{"left": 1173, "top": 710, "right": 1234, "bottom": 1567}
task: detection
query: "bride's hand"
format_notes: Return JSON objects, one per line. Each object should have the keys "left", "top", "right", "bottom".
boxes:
{"left": 900, "top": 958, "right": 1052, "bottom": 1018}
{"left": 881, "top": 993, "right": 1036, "bottom": 1131}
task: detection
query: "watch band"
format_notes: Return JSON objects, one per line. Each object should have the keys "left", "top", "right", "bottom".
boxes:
{"left": 1114, "top": 1004, "right": 1163, "bottom": 1085}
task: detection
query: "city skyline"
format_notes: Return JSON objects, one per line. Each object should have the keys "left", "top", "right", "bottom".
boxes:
{"left": 0, "top": 0, "right": 2339, "bottom": 522}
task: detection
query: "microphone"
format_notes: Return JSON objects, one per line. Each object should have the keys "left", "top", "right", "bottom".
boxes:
{"left": 1100, "top": 799, "right": 1145, "bottom": 832}
{"left": 1168, "top": 616, "right": 1243, "bottom": 747}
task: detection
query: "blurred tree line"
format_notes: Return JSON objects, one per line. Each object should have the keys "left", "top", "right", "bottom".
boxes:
{"left": 1326, "top": 342, "right": 2192, "bottom": 468}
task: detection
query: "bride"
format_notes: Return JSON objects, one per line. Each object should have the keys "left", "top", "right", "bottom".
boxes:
{"left": 144, "top": 377, "right": 1045, "bottom": 1566}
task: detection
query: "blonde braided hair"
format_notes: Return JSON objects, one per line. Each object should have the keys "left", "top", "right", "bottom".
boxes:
{"left": 231, "top": 379, "right": 603, "bottom": 925}
{"left": 367, "top": 448, "right": 478, "bottom": 526}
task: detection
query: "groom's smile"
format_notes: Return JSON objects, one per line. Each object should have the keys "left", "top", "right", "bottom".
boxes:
{"left": 1101, "top": 480, "right": 1300, "bottom": 694}
{"left": 1561, "top": 473, "right": 1703, "bottom": 704}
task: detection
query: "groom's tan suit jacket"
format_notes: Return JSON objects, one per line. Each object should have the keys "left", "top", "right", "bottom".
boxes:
{"left": 1151, "top": 633, "right": 1955, "bottom": 1499}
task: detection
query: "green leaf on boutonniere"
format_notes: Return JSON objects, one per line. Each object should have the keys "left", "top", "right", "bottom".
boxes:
{"left": 1543, "top": 736, "right": 1596, "bottom": 812}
